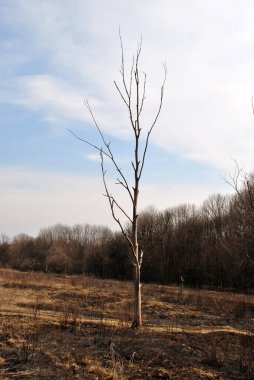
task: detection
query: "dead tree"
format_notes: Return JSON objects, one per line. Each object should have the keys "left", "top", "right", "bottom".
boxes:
{"left": 69, "top": 35, "right": 166, "bottom": 328}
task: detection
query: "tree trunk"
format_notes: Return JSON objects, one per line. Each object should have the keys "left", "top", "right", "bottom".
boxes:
{"left": 133, "top": 263, "right": 142, "bottom": 327}
{"left": 45, "top": 255, "right": 48, "bottom": 274}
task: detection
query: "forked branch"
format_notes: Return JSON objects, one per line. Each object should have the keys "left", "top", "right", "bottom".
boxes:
{"left": 100, "top": 151, "right": 134, "bottom": 251}
{"left": 139, "top": 63, "right": 167, "bottom": 179}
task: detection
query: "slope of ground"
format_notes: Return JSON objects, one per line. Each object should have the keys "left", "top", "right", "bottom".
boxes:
{"left": 0, "top": 269, "right": 254, "bottom": 379}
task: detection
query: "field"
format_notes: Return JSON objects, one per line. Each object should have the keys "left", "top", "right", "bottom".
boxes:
{"left": 0, "top": 269, "right": 254, "bottom": 379}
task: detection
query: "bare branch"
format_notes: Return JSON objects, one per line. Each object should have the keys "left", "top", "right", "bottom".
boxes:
{"left": 139, "top": 249, "right": 143, "bottom": 266}
{"left": 107, "top": 194, "right": 132, "bottom": 224}
{"left": 100, "top": 150, "right": 134, "bottom": 250}
{"left": 139, "top": 63, "right": 167, "bottom": 179}
{"left": 129, "top": 55, "right": 134, "bottom": 100}
{"left": 85, "top": 99, "right": 110, "bottom": 148}
{"left": 114, "top": 81, "right": 129, "bottom": 108}
{"left": 67, "top": 129, "right": 111, "bottom": 159}
{"left": 138, "top": 72, "right": 147, "bottom": 116}
{"left": 134, "top": 37, "right": 143, "bottom": 136}
{"left": 117, "top": 28, "right": 136, "bottom": 132}
{"left": 225, "top": 159, "right": 254, "bottom": 213}
{"left": 119, "top": 28, "right": 131, "bottom": 100}
{"left": 82, "top": 100, "right": 134, "bottom": 203}
{"left": 246, "top": 177, "right": 254, "bottom": 210}
{"left": 116, "top": 177, "right": 129, "bottom": 191}
{"left": 224, "top": 159, "right": 242, "bottom": 195}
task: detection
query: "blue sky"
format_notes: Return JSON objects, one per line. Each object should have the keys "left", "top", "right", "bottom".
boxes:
{"left": 1, "top": 0, "right": 254, "bottom": 237}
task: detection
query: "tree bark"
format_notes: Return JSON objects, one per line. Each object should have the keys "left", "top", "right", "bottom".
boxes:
{"left": 133, "top": 263, "right": 142, "bottom": 327}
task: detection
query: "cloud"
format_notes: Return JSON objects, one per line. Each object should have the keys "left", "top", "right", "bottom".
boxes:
{"left": 1, "top": 72, "right": 133, "bottom": 139}
{"left": 85, "top": 153, "right": 101, "bottom": 162}
{"left": 0, "top": 166, "right": 230, "bottom": 238}
{"left": 1, "top": 1, "right": 254, "bottom": 177}
{"left": 0, "top": 166, "right": 112, "bottom": 237}
{"left": 15, "top": 75, "right": 86, "bottom": 120}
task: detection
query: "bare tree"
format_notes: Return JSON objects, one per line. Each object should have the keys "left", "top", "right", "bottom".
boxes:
{"left": 225, "top": 161, "right": 254, "bottom": 268}
{"left": 70, "top": 34, "right": 166, "bottom": 328}
{"left": 225, "top": 160, "right": 254, "bottom": 214}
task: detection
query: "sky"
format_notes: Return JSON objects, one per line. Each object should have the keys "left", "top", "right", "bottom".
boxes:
{"left": 1, "top": 0, "right": 254, "bottom": 238}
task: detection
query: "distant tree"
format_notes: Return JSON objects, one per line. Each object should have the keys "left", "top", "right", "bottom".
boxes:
{"left": 70, "top": 34, "right": 166, "bottom": 327}
{"left": 225, "top": 164, "right": 254, "bottom": 285}
{"left": 105, "top": 232, "right": 131, "bottom": 280}
{"left": 0, "top": 234, "right": 10, "bottom": 267}
{"left": 9, "top": 234, "right": 37, "bottom": 270}
{"left": 137, "top": 207, "right": 162, "bottom": 283}
{"left": 48, "top": 240, "right": 71, "bottom": 274}
{"left": 201, "top": 194, "right": 230, "bottom": 288}
{"left": 36, "top": 227, "right": 54, "bottom": 272}
{"left": 226, "top": 162, "right": 254, "bottom": 216}
{"left": 85, "top": 226, "right": 112, "bottom": 277}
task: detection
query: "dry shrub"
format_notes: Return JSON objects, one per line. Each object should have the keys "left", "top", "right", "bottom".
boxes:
{"left": 92, "top": 314, "right": 114, "bottom": 349}
{"left": 117, "top": 301, "right": 132, "bottom": 328}
{"left": 237, "top": 334, "right": 254, "bottom": 377}
{"left": 180, "top": 289, "right": 254, "bottom": 320}
{"left": 240, "top": 334, "right": 254, "bottom": 359}
{"left": 60, "top": 302, "right": 82, "bottom": 332}
{"left": 110, "top": 342, "right": 124, "bottom": 379}
{"left": 231, "top": 300, "right": 247, "bottom": 318}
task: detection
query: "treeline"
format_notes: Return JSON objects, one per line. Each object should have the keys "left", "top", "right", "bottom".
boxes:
{"left": 1, "top": 173, "right": 254, "bottom": 291}
{"left": 0, "top": 225, "right": 131, "bottom": 281}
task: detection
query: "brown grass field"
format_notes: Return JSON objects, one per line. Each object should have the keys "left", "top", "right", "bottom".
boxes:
{"left": 0, "top": 269, "right": 254, "bottom": 379}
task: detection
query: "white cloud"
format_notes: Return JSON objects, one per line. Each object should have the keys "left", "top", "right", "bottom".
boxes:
{"left": 16, "top": 75, "right": 86, "bottom": 121}
{"left": 85, "top": 153, "right": 101, "bottom": 162}
{"left": 4, "top": 0, "right": 252, "bottom": 171}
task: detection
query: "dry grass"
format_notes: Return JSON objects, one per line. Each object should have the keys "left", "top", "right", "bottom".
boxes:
{"left": 0, "top": 269, "right": 254, "bottom": 379}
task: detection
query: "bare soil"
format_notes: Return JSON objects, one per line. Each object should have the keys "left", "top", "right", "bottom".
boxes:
{"left": 0, "top": 269, "right": 254, "bottom": 379}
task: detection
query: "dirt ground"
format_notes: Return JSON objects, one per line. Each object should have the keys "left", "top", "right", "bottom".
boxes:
{"left": 0, "top": 269, "right": 254, "bottom": 379}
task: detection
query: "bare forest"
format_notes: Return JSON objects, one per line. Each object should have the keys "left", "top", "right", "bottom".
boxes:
{"left": 1, "top": 172, "right": 254, "bottom": 292}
